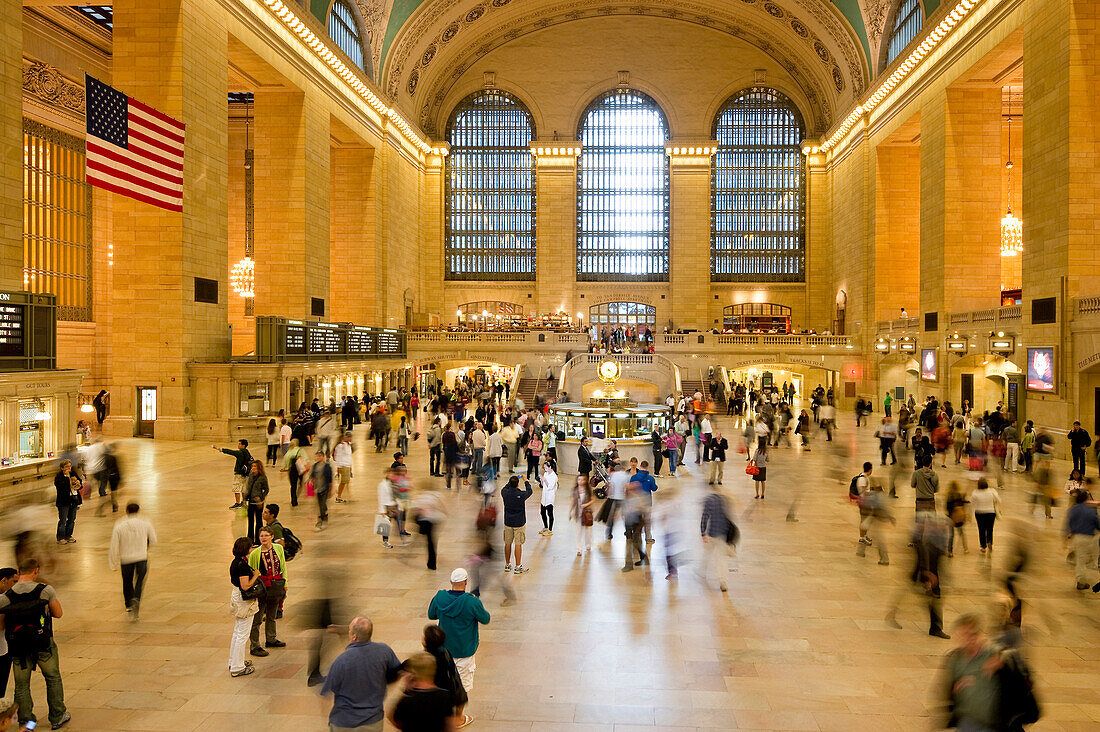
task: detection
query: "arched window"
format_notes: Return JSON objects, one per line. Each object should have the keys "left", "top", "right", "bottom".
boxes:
{"left": 445, "top": 90, "right": 536, "bottom": 281}
{"left": 577, "top": 90, "right": 669, "bottom": 281}
{"left": 885, "top": 0, "right": 923, "bottom": 68}
{"left": 589, "top": 302, "right": 656, "bottom": 329}
{"left": 711, "top": 88, "right": 805, "bottom": 282}
{"left": 328, "top": 0, "right": 366, "bottom": 70}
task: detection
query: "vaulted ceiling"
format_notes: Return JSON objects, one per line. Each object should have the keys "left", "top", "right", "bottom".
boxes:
{"left": 306, "top": 0, "right": 942, "bottom": 137}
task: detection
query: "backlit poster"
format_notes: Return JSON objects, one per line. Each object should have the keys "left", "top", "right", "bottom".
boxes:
{"left": 1026, "top": 347, "right": 1055, "bottom": 392}
{"left": 920, "top": 348, "right": 937, "bottom": 381}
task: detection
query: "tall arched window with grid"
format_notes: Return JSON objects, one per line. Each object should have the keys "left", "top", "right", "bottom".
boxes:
{"left": 328, "top": 0, "right": 366, "bottom": 70}
{"left": 885, "top": 0, "right": 923, "bottom": 68}
{"left": 711, "top": 88, "right": 805, "bottom": 282}
{"left": 445, "top": 90, "right": 536, "bottom": 280}
{"left": 577, "top": 90, "right": 670, "bottom": 281}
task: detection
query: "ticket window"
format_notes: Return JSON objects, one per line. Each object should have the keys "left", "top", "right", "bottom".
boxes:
{"left": 137, "top": 387, "right": 157, "bottom": 437}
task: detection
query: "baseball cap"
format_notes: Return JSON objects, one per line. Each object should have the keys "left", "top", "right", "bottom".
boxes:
{"left": 450, "top": 568, "right": 468, "bottom": 583}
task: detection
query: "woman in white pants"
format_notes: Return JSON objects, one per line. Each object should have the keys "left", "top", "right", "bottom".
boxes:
{"left": 570, "top": 476, "right": 595, "bottom": 555}
{"left": 229, "top": 536, "right": 261, "bottom": 677}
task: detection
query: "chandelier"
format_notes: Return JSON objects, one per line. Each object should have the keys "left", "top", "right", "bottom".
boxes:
{"left": 1000, "top": 110, "right": 1022, "bottom": 257}
{"left": 1000, "top": 210, "right": 1022, "bottom": 257}
{"left": 230, "top": 256, "right": 255, "bottom": 298}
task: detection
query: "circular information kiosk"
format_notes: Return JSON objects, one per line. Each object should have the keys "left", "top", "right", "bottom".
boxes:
{"left": 550, "top": 357, "right": 672, "bottom": 474}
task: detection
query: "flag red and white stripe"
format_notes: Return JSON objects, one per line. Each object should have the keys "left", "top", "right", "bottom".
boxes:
{"left": 85, "top": 75, "right": 185, "bottom": 212}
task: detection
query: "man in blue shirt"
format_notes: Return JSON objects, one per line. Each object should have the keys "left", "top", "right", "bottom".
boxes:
{"left": 321, "top": 617, "right": 401, "bottom": 731}
{"left": 632, "top": 461, "right": 658, "bottom": 544}
{"left": 1064, "top": 489, "right": 1100, "bottom": 591}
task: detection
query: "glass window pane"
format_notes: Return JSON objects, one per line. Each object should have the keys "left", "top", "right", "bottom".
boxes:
{"left": 886, "top": 0, "right": 923, "bottom": 67}
{"left": 711, "top": 88, "right": 805, "bottom": 283}
{"left": 577, "top": 90, "right": 669, "bottom": 282}
{"left": 446, "top": 91, "right": 536, "bottom": 281}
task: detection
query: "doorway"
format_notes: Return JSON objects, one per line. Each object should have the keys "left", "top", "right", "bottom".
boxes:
{"left": 137, "top": 387, "right": 157, "bottom": 437}
{"left": 960, "top": 373, "right": 974, "bottom": 411}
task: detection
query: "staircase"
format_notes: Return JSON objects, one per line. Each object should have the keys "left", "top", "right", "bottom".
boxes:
{"left": 680, "top": 379, "right": 727, "bottom": 410}
{"left": 513, "top": 377, "right": 558, "bottom": 408}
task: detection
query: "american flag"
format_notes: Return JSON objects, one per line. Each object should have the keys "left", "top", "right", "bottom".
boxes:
{"left": 84, "top": 75, "right": 185, "bottom": 212}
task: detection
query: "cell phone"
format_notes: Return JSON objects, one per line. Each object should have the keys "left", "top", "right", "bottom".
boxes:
{"left": 25, "top": 722, "right": 37, "bottom": 731}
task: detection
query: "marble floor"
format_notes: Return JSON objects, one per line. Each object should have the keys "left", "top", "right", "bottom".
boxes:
{"left": 3, "top": 413, "right": 1100, "bottom": 731}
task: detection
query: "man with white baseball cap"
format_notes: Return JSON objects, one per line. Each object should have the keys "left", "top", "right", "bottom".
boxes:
{"left": 427, "top": 568, "right": 491, "bottom": 729}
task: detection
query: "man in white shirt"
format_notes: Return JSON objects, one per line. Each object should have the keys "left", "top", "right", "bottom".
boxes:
{"left": 500, "top": 421, "right": 520, "bottom": 475}
{"left": 333, "top": 432, "right": 354, "bottom": 502}
{"left": 604, "top": 462, "right": 630, "bottom": 542}
{"left": 699, "top": 415, "right": 713, "bottom": 462}
{"left": 279, "top": 419, "right": 292, "bottom": 458}
{"left": 470, "top": 422, "right": 487, "bottom": 477}
{"left": 108, "top": 503, "right": 157, "bottom": 619}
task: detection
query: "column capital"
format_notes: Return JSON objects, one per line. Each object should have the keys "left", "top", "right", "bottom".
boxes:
{"left": 665, "top": 139, "right": 718, "bottom": 169}
{"left": 531, "top": 140, "right": 581, "bottom": 170}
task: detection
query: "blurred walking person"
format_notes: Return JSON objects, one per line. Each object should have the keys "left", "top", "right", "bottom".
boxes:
{"left": 108, "top": 502, "right": 156, "bottom": 619}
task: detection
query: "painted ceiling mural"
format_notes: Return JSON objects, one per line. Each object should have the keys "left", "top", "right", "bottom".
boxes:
{"left": 306, "top": 0, "right": 940, "bottom": 130}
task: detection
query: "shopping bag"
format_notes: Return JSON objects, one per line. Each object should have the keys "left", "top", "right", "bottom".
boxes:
{"left": 374, "top": 514, "right": 391, "bottom": 537}
{"left": 306, "top": 479, "right": 316, "bottom": 497}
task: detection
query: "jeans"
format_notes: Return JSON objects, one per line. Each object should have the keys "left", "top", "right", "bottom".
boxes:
{"left": 489, "top": 456, "right": 500, "bottom": 480}
{"left": 56, "top": 504, "right": 76, "bottom": 541}
{"left": 250, "top": 592, "right": 283, "bottom": 647}
{"left": 540, "top": 504, "right": 554, "bottom": 531}
{"left": 418, "top": 519, "right": 437, "bottom": 570}
{"left": 651, "top": 450, "right": 663, "bottom": 476}
{"left": 288, "top": 464, "right": 300, "bottom": 507}
{"left": 604, "top": 499, "right": 621, "bottom": 540}
{"left": 330, "top": 722, "right": 383, "bottom": 732}
{"left": 247, "top": 503, "right": 264, "bottom": 544}
{"left": 266, "top": 444, "right": 279, "bottom": 464}
{"left": 622, "top": 522, "right": 645, "bottom": 570}
{"left": 1073, "top": 533, "right": 1099, "bottom": 585}
{"left": 1072, "top": 448, "right": 1086, "bottom": 474}
{"left": 445, "top": 461, "right": 459, "bottom": 490}
{"left": 880, "top": 438, "right": 896, "bottom": 464}
{"left": 665, "top": 449, "right": 678, "bottom": 475}
{"left": 121, "top": 560, "right": 148, "bottom": 609}
{"left": 317, "top": 490, "right": 329, "bottom": 523}
{"left": 229, "top": 614, "right": 251, "bottom": 673}
{"left": 975, "top": 512, "right": 996, "bottom": 549}
{"left": 12, "top": 640, "right": 66, "bottom": 726}
{"left": 526, "top": 453, "right": 539, "bottom": 480}
{"left": 429, "top": 445, "right": 442, "bottom": 474}
{"left": 0, "top": 651, "right": 10, "bottom": 697}
{"left": 471, "top": 448, "right": 484, "bottom": 476}
{"left": 948, "top": 524, "right": 968, "bottom": 554}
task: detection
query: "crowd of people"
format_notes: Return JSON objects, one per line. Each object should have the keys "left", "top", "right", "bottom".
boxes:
{"left": 7, "top": 369, "right": 1100, "bottom": 731}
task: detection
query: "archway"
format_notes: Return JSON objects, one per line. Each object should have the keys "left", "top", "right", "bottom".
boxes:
{"left": 948, "top": 353, "right": 1024, "bottom": 418}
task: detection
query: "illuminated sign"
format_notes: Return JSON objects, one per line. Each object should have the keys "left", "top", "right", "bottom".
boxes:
{"left": 1026, "top": 347, "right": 1055, "bottom": 392}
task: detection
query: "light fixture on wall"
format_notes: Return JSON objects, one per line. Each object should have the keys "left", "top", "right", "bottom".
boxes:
{"left": 230, "top": 256, "right": 255, "bottom": 298}
{"left": 1000, "top": 111, "right": 1022, "bottom": 257}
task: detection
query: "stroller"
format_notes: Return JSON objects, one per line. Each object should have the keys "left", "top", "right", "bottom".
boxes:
{"left": 587, "top": 448, "right": 615, "bottom": 499}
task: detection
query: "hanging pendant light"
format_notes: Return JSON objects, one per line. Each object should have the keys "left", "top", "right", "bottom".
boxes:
{"left": 230, "top": 257, "right": 255, "bottom": 298}
{"left": 1000, "top": 112, "right": 1022, "bottom": 257}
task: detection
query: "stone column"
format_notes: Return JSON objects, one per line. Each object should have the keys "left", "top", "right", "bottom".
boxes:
{"left": 804, "top": 146, "right": 833, "bottom": 330}
{"left": 666, "top": 142, "right": 715, "bottom": 331}
{"left": 106, "top": 0, "right": 229, "bottom": 439}
{"left": 531, "top": 143, "right": 580, "bottom": 314}
{"left": 0, "top": 0, "right": 21, "bottom": 288}
{"left": 921, "top": 87, "right": 1003, "bottom": 317}
{"left": 330, "top": 144, "right": 378, "bottom": 324}
{"left": 874, "top": 142, "right": 920, "bottom": 322}
{"left": 419, "top": 147, "right": 446, "bottom": 322}
{"left": 253, "top": 89, "right": 330, "bottom": 321}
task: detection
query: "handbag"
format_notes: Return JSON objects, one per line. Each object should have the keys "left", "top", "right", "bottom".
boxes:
{"left": 968, "top": 456, "right": 985, "bottom": 471}
{"left": 581, "top": 506, "right": 594, "bottom": 527}
{"left": 745, "top": 460, "right": 760, "bottom": 476}
{"left": 374, "top": 514, "right": 391, "bottom": 537}
{"left": 241, "top": 577, "right": 265, "bottom": 600}
{"left": 306, "top": 479, "right": 315, "bottom": 497}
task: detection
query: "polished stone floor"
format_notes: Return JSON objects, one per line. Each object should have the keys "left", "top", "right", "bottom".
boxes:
{"left": 4, "top": 412, "right": 1100, "bottom": 731}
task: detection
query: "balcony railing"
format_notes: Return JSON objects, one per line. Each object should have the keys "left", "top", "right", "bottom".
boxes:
{"left": 878, "top": 307, "right": 1021, "bottom": 334}
{"left": 406, "top": 330, "right": 853, "bottom": 353}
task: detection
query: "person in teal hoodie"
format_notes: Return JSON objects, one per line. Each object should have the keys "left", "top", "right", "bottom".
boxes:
{"left": 428, "top": 567, "right": 490, "bottom": 729}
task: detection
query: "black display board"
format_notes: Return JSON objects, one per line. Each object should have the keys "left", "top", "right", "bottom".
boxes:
{"left": 0, "top": 291, "right": 55, "bottom": 371}
{"left": 255, "top": 317, "right": 406, "bottom": 363}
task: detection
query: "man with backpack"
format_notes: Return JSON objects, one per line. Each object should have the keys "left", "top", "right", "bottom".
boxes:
{"left": 213, "top": 439, "right": 253, "bottom": 509}
{"left": 0, "top": 558, "right": 69, "bottom": 729}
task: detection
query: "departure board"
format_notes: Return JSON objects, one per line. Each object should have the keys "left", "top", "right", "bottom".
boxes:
{"left": 0, "top": 291, "right": 55, "bottom": 371}
{"left": 0, "top": 304, "right": 24, "bottom": 357}
{"left": 255, "top": 317, "right": 407, "bottom": 363}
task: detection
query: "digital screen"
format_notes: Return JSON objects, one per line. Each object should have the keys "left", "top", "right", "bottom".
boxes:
{"left": 347, "top": 328, "right": 375, "bottom": 354}
{"left": 377, "top": 331, "right": 402, "bottom": 354}
{"left": 0, "top": 304, "right": 24, "bottom": 357}
{"left": 257, "top": 317, "right": 407, "bottom": 363}
{"left": 920, "top": 348, "right": 937, "bottom": 381}
{"left": 1027, "top": 347, "right": 1055, "bottom": 392}
{"left": 307, "top": 323, "right": 343, "bottom": 354}
{"left": 285, "top": 322, "right": 306, "bottom": 355}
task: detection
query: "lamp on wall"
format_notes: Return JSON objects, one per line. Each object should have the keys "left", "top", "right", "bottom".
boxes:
{"left": 230, "top": 257, "right": 255, "bottom": 298}
{"left": 1000, "top": 111, "right": 1022, "bottom": 257}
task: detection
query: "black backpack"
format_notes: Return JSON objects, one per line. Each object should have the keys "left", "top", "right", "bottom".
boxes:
{"left": 848, "top": 474, "right": 863, "bottom": 499}
{"left": 282, "top": 527, "right": 303, "bottom": 561}
{"left": 2, "top": 584, "right": 53, "bottom": 662}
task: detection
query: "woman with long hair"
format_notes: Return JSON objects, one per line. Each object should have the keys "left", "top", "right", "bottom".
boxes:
{"left": 265, "top": 419, "right": 279, "bottom": 465}
{"left": 570, "top": 475, "right": 595, "bottom": 556}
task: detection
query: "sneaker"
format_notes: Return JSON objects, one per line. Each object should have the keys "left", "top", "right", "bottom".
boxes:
{"left": 546, "top": 530, "right": 553, "bottom": 536}
{"left": 250, "top": 646, "right": 269, "bottom": 657}
{"left": 266, "top": 639, "right": 286, "bottom": 648}
{"left": 1092, "top": 582, "right": 1100, "bottom": 593}
{"left": 382, "top": 541, "right": 393, "bottom": 549}
{"left": 503, "top": 565, "right": 512, "bottom": 573}
{"left": 229, "top": 503, "right": 241, "bottom": 509}
{"left": 513, "top": 565, "right": 529, "bottom": 574}
{"left": 719, "top": 582, "right": 728, "bottom": 592}
{"left": 878, "top": 560, "right": 890, "bottom": 566}
{"left": 231, "top": 666, "right": 255, "bottom": 678}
